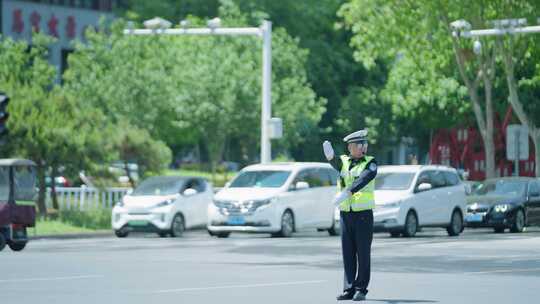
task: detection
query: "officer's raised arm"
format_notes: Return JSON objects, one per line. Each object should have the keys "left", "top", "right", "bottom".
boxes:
{"left": 322, "top": 140, "right": 341, "bottom": 170}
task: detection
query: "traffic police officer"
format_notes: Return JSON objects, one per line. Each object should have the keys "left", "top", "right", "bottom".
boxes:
{"left": 323, "top": 129, "right": 377, "bottom": 301}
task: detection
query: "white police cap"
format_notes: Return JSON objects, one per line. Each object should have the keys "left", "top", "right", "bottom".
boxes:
{"left": 343, "top": 129, "right": 368, "bottom": 143}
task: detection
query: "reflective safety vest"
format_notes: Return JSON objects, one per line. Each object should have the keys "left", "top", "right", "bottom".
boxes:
{"left": 337, "top": 155, "right": 376, "bottom": 212}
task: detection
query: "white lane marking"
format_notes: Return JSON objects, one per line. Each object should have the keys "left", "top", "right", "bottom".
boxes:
{"left": 464, "top": 267, "right": 540, "bottom": 275}
{"left": 0, "top": 275, "right": 103, "bottom": 283}
{"left": 152, "top": 280, "right": 327, "bottom": 294}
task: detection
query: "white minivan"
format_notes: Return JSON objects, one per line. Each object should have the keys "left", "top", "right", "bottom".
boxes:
{"left": 207, "top": 162, "right": 340, "bottom": 238}
{"left": 374, "top": 165, "right": 466, "bottom": 237}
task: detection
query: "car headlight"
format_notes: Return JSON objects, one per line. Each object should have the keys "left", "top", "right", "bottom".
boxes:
{"left": 494, "top": 204, "right": 509, "bottom": 213}
{"left": 249, "top": 198, "right": 277, "bottom": 210}
{"left": 154, "top": 199, "right": 174, "bottom": 208}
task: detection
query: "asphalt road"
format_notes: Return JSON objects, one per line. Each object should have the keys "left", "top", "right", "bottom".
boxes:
{"left": 2, "top": 227, "right": 540, "bottom": 304}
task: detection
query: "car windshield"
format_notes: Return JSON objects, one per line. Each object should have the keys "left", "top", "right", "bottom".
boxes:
{"left": 474, "top": 180, "right": 526, "bottom": 197}
{"left": 132, "top": 177, "right": 185, "bottom": 196}
{"left": 229, "top": 170, "right": 291, "bottom": 188}
{"left": 375, "top": 172, "right": 415, "bottom": 190}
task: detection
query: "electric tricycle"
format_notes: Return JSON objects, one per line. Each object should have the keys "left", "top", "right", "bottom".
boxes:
{"left": 0, "top": 159, "right": 36, "bottom": 252}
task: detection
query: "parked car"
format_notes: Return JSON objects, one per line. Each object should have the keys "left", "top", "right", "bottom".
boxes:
{"left": 373, "top": 165, "right": 467, "bottom": 237}
{"left": 465, "top": 177, "right": 540, "bottom": 233}
{"left": 207, "top": 162, "right": 340, "bottom": 238}
{"left": 45, "top": 175, "right": 71, "bottom": 187}
{"left": 112, "top": 175, "right": 212, "bottom": 238}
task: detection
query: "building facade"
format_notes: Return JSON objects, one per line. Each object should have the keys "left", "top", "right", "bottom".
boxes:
{"left": 1, "top": 0, "right": 117, "bottom": 75}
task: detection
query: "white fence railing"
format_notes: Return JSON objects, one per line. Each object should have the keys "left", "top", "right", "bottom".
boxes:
{"left": 45, "top": 187, "right": 131, "bottom": 210}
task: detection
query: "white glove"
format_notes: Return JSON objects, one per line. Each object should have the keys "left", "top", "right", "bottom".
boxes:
{"left": 323, "top": 140, "right": 334, "bottom": 160}
{"left": 332, "top": 190, "right": 351, "bottom": 206}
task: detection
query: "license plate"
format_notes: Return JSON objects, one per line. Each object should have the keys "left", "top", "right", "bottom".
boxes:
{"left": 128, "top": 220, "right": 148, "bottom": 227}
{"left": 12, "top": 229, "right": 27, "bottom": 240}
{"left": 466, "top": 213, "right": 483, "bottom": 222}
{"left": 228, "top": 216, "right": 245, "bottom": 225}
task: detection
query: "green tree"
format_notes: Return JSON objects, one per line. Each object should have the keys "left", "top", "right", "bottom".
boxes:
{"left": 0, "top": 35, "right": 116, "bottom": 215}
{"left": 338, "top": 0, "right": 518, "bottom": 177}
{"left": 119, "top": 0, "right": 372, "bottom": 161}
{"left": 65, "top": 3, "right": 325, "bottom": 171}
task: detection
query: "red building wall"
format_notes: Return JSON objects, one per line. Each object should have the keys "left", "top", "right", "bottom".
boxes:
{"left": 429, "top": 107, "right": 536, "bottom": 181}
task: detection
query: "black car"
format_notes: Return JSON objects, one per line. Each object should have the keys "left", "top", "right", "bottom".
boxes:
{"left": 465, "top": 177, "right": 540, "bottom": 233}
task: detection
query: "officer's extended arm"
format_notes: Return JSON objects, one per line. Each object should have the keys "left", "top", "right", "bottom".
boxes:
{"left": 349, "top": 160, "right": 377, "bottom": 194}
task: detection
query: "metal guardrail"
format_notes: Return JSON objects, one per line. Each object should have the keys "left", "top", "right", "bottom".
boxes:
{"left": 45, "top": 187, "right": 131, "bottom": 210}
{"left": 45, "top": 186, "right": 223, "bottom": 210}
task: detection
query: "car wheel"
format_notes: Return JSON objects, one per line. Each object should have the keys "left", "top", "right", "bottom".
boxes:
{"left": 447, "top": 210, "right": 463, "bottom": 236}
{"left": 494, "top": 227, "right": 505, "bottom": 233}
{"left": 114, "top": 229, "right": 129, "bottom": 238}
{"left": 170, "top": 214, "right": 185, "bottom": 237}
{"left": 328, "top": 221, "right": 340, "bottom": 236}
{"left": 8, "top": 241, "right": 26, "bottom": 252}
{"left": 0, "top": 233, "right": 6, "bottom": 251}
{"left": 403, "top": 211, "right": 418, "bottom": 238}
{"left": 510, "top": 209, "right": 525, "bottom": 233}
{"left": 276, "top": 210, "right": 294, "bottom": 238}
{"left": 389, "top": 231, "right": 401, "bottom": 238}
{"left": 216, "top": 232, "right": 231, "bottom": 238}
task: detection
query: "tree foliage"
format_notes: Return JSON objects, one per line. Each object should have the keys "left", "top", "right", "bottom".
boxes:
{"left": 65, "top": 2, "right": 325, "bottom": 169}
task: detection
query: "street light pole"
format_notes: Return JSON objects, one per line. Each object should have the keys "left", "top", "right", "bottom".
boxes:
{"left": 124, "top": 18, "right": 274, "bottom": 164}
{"left": 260, "top": 20, "right": 272, "bottom": 165}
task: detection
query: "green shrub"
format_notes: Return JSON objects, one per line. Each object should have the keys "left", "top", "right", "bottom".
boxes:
{"left": 58, "top": 208, "right": 112, "bottom": 230}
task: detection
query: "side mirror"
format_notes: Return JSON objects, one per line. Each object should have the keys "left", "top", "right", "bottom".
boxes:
{"left": 417, "top": 183, "right": 432, "bottom": 192}
{"left": 126, "top": 188, "right": 133, "bottom": 195}
{"left": 183, "top": 188, "right": 198, "bottom": 196}
{"left": 295, "top": 181, "right": 310, "bottom": 190}
{"left": 225, "top": 182, "right": 231, "bottom": 188}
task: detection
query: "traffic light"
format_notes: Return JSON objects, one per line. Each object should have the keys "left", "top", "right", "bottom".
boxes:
{"left": 0, "top": 92, "right": 9, "bottom": 139}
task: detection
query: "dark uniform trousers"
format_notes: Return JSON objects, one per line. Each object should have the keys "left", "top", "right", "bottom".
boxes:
{"left": 340, "top": 209, "right": 374, "bottom": 294}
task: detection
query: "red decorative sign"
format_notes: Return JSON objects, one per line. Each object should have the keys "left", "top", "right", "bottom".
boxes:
{"left": 47, "top": 14, "right": 59, "bottom": 37}
{"left": 12, "top": 9, "right": 24, "bottom": 34}
{"left": 30, "top": 11, "right": 41, "bottom": 33}
{"left": 66, "top": 16, "right": 77, "bottom": 39}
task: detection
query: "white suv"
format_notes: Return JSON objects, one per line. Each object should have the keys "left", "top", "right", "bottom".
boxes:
{"left": 374, "top": 165, "right": 466, "bottom": 237}
{"left": 207, "top": 162, "right": 340, "bottom": 238}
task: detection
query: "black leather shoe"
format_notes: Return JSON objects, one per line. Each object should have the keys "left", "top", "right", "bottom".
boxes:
{"left": 337, "top": 290, "right": 355, "bottom": 301}
{"left": 352, "top": 291, "right": 366, "bottom": 301}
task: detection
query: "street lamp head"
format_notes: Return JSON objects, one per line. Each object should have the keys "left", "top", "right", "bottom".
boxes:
{"left": 144, "top": 17, "right": 172, "bottom": 30}
{"left": 473, "top": 39, "right": 482, "bottom": 55}
{"left": 207, "top": 17, "right": 221, "bottom": 29}
{"left": 180, "top": 19, "right": 190, "bottom": 29}
{"left": 450, "top": 19, "right": 472, "bottom": 32}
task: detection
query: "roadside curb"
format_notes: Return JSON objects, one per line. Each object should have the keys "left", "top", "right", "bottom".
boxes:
{"left": 29, "top": 231, "right": 113, "bottom": 240}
